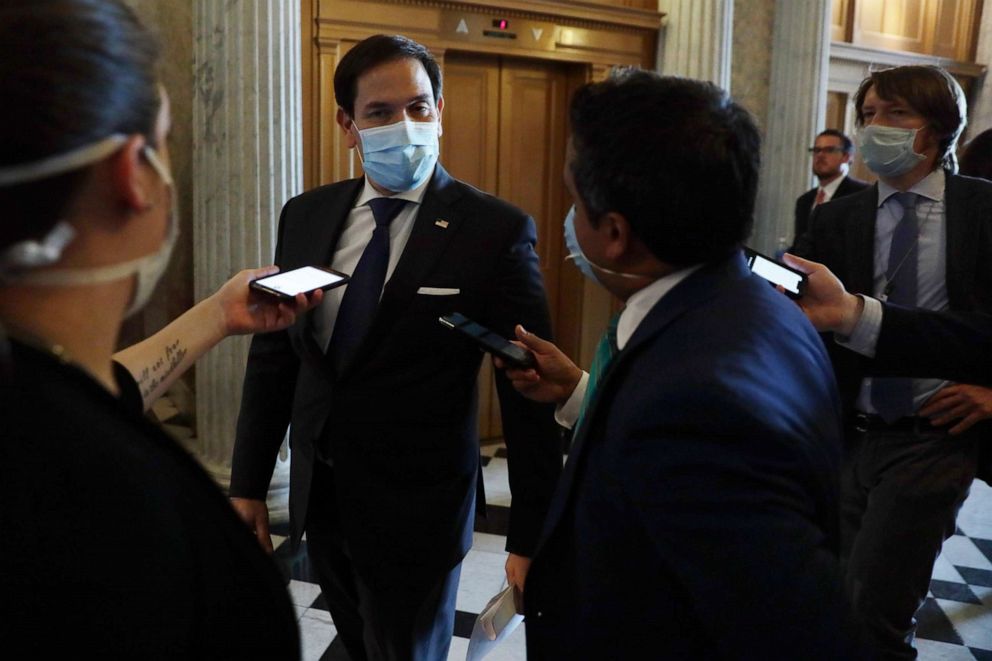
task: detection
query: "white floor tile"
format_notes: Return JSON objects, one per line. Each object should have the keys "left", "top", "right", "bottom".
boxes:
{"left": 915, "top": 637, "right": 978, "bottom": 660}
{"left": 472, "top": 531, "right": 509, "bottom": 554}
{"left": 938, "top": 535, "right": 992, "bottom": 571}
{"left": 934, "top": 598, "right": 992, "bottom": 650}
{"left": 481, "top": 458, "right": 512, "bottom": 507}
{"left": 931, "top": 553, "right": 966, "bottom": 583}
{"left": 299, "top": 611, "right": 338, "bottom": 661}
{"left": 288, "top": 579, "right": 322, "bottom": 608}
{"left": 456, "top": 548, "right": 509, "bottom": 614}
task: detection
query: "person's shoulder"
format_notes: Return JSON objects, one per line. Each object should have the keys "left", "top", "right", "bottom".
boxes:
{"left": 844, "top": 175, "right": 871, "bottom": 190}
{"left": 797, "top": 187, "right": 817, "bottom": 202}
{"left": 288, "top": 177, "right": 363, "bottom": 209}
{"left": 445, "top": 175, "right": 529, "bottom": 223}
{"left": 816, "top": 183, "right": 875, "bottom": 221}
{"left": 948, "top": 171, "right": 992, "bottom": 199}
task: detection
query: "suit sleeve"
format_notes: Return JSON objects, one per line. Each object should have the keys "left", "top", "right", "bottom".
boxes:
{"left": 229, "top": 202, "right": 302, "bottom": 499}
{"left": 793, "top": 194, "right": 807, "bottom": 249}
{"left": 869, "top": 304, "right": 992, "bottom": 384}
{"left": 483, "top": 214, "right": 563, "bottom": 556}
{"left": 790, "top": 202, "right": 819, "bottom": 259}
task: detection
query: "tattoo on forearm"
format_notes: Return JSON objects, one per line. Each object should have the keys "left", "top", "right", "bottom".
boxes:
{"left": 136, "top": 339, "right": 188, "bottom": 400}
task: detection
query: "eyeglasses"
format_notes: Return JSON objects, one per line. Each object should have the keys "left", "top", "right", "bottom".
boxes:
{"left": 808, "top": 146, "right": 845, "bottom": 155}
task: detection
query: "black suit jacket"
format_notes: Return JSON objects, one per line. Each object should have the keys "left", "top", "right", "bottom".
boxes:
{"left": 792, "top": 172, "right": 992, "bottom": 416}
{"left": 871, "top": 305, "right": 992, "bottom": 385}
{"left": 230, "top": 165, "right": 562, "bottom": 586}
{"left": 793, "top": 175, "right": 870, "bottom": 245}
{"left": 524, "top": 254, "right": 864, "bottom": 659}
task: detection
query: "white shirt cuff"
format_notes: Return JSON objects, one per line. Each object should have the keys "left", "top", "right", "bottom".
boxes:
{"left": 835, "top": 295, "right": 883, "bottom": 358}
{"left": 554, "top": 371, "right": 589, "bottom": 430}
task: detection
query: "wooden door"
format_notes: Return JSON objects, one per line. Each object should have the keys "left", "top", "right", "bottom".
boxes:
{"left": 441, "top": 52, "right": 586, "bottom": 439}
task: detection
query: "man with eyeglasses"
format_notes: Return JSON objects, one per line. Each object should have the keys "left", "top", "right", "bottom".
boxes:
{"left": 793, "top": 129, "right": 868, "bottom": 246}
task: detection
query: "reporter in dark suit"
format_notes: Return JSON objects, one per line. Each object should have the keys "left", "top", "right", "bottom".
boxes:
{"left": 499, "top": 71, "right": 862, "bottom": 659}
{"left": 227, "top": 35, "right": 561, "bottom": 661}
{"left": 793, "top": 129, "right": 869, "bottom": 245}
{"left": 791, "top": 65, "right": 992, "bottom": 659}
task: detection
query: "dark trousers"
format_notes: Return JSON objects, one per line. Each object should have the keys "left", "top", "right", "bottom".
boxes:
{"left": 841, "top": 419, "right": 979, "bottom": 660}
{"left": 305, "top": 461, "right": 462, "bottom": 661}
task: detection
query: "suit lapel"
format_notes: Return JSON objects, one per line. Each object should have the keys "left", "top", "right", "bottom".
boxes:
{"left": 844, "top": 184, "right": 878, "bottom": 294}
{"left": 335, "top": 164, "right": 464, "bottom": 378}
{"left": 534, "top": 254, "right": 748, "bottom": 555}
{"left": 943, "top": 173, "right": 978, "bottom": 306}
{"left": 299, "top": 179, "right": 363, "bottom": 361}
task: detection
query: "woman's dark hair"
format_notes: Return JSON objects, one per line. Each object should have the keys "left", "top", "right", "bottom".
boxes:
{"left": 569, "top": 70, "right": 760, "bottom": 267}
{"left": 854, "top": 65, "right": 967, "bottom": 172}
{"left": 959, "top": 128, "right": 992, "bottom": 181}
{"left": 0, "top": 0, "right": 161, "bottom": 248}
{"left": 333, "top": 34, "right": 442, "bottom": 118}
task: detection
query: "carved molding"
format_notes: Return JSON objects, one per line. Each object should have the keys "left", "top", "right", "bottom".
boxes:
{"left": 830, "top": 41, "right": 986, "bottom": 79}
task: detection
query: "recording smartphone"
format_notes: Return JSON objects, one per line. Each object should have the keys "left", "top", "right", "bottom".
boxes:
{"left": 744, "top": 247, "right": 807, "bottom": 299}
{"left": 249, "top": 266, "right": 350, "bottom": 299}
{"left": 438, "top": 313, "right": 536, "bottom": 369}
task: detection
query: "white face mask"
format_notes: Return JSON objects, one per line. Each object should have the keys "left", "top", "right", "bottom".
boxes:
{"left": 858, "top": 125, "right": 927, "bottom": 178}
{"left": 0, "top": 134, "right": 179, "bottom": 318}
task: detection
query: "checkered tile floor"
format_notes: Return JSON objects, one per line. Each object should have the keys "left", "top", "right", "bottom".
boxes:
{"left": 271, "top": 444, "right": 992, "bottom": 660}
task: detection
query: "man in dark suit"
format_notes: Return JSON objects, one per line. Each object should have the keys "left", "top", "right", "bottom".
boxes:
{"left": 227, "top": 35, "right": 562, "bottom": 661}
{"left": 792, "top": 65, "right": 992, "bottom": 659}
{"left": 498, "top": 71, "right": 862, "bottom": 658}
{"left": 793, "top": 129, "right": 869, "bottom": 246}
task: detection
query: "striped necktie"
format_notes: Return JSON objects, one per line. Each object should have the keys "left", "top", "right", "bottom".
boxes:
{"left": 573, "top": 311, "right": 621, "bottom": 434}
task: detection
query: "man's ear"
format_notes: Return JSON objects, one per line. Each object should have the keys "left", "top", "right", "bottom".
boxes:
{"left": 337, "top": 108, "right": 359, "bottom": 150}
{"left": 601, "top": 211, "right": 632, "bottom": 261}
{"left": 109, "top": 135, "right": 151, "bottom": 214}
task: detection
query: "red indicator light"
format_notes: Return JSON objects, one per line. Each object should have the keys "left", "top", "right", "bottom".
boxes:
{"left": 492, "top": 18, "right": 509, "bottom": 30}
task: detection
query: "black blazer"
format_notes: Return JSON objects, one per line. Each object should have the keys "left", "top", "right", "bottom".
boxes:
{"left": 792, "top": 172, "right": 992, "bottom": 416}
{"left": 524, "top": 254, "right": 864, "bottom": 659}
{"left": 871, "top": 305, "right": 992, "bottom": 385}
{"left": 230, "top": 165, "right": 562, "bottom": 585}
{"left": 793, "top": 175, "right": 870, "bottom": 245}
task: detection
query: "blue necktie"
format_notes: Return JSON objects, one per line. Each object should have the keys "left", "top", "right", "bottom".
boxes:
{"left": 327, "top": 197, "right": 407, "bottom": 373}
{"left": 872, "top": 192, "right": 918, "bottom": 423}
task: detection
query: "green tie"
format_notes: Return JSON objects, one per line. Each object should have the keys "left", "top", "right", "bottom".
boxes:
{"left": 574, "top": 311, "right": 621, "bottom": 434}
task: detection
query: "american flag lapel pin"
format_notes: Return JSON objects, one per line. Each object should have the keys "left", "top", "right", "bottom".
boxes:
{"left": 435, "top": 218, "right": 449, "bottom": 229}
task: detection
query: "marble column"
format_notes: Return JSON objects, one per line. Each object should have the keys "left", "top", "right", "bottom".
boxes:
{"left": 192, "top": 0, "right": 302, "bottom": 521}
{"left": 658, "top": 0, "right": 733, "bottom": 90}
{"left": 752, "top": 0, "right": 831, "bottom": 254}
{"left": 968, "top": 6, "right": 992, "bottom": 133}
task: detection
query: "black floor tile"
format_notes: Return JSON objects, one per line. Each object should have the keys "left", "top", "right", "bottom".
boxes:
{"left": 929, "top": 578, "right": 983, "bottom": 604}
{"left": 320, "top": 636, "right": 353, "bottom": 660}
{"left": 957, "top": 566, "right": 992, "bottom": 588}
{"left": 494, "top": 447, "right": 508, "bottom": 459}
{"left": 970, "top": 648, "right": 992, "bottom": 661}
{"left": 312, "top": 592, "right": 329, "bottom": 612}
{"left": 915, "top": 597, "right": 963, "bottom": 645}
{"left": 474, "top": 504, "right": 511, "bottom": 536}
{"left": 454, "top": 609, "right": 477, "bottom": 639}
{"left": 273, "top": 539, "right": 320, "bottom": 584}
{"left": 972, "top": 537, "right": 992, "bottom": 565}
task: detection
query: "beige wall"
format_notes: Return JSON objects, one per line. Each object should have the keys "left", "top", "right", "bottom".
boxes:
{"left": 120, "top": 0, "right": 195, "bottom": 348}
{"left": 731, "top": 0, "right": 776, "bottom": 134}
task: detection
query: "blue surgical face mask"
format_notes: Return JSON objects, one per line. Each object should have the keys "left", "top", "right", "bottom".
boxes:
{"left": 858, "top": 125, "right": 927, "bottom": 177}
{"left": 354, "top": 118, "right": 439, "bottom": 192}
{"left": 563, "top": 205, "right": 643, "bottom": 283}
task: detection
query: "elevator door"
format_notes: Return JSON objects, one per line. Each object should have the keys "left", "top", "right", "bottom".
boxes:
{"left": 441, "top": 52, "right": 586, "bottom": 439}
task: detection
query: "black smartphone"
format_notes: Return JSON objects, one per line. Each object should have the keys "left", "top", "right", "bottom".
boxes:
{"left": 438, "top": 312, "right": 536, "bottom": 369}
{"left": 249, "top": 266, "right": 350, "bottom": 299}
{"left": 744, "top": 247, "right": 807, "bottom": 299}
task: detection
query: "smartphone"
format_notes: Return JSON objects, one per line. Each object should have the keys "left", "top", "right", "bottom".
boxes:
{"left": 438, "top": 313, "right": 536, "bottom": 369}
{"left": 744, "top": 247, "right": 807, "bottom": 299}
{"left": 249, "top": 266, "right": 350, "bottom": 299}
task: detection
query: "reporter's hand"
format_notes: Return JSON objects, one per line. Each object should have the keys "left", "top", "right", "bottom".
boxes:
{"left": 492, "top": 325, "right": 582, "bottom": 406}
{"left": 919, "top": 384, "right": 992, "bottom": 435}
{"left": 505, "top": 552, "right": 531, "bottom": 595}
{"left": 211, "top": 266, "right": 324, "bottom": 337}
{"left": 782, "top": 253, "right": 863, "bottom": 335}
{"left": 230, "top": 497, "right": 274, "bottom": 553}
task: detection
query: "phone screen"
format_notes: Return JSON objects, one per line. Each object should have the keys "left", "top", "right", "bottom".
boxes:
{"left": 252, "top": 266, "right": 346, "bottom": 297}
{"left": 744, "top": 249, "right": 805, "bottom": 297}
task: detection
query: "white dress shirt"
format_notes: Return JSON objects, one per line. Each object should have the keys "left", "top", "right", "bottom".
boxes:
{"left": 816, "top": 173, "right": 847, "bottom": 205}
{"left": 555, "top": 264, "right": 703, "bottom": 429}
{"left": 312, "top": 175, "right": 431, "bottom": 350}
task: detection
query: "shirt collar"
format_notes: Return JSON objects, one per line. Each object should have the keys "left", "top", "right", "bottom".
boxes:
{"left": 877, "top": 168, "right": 945, "bottom": 207}
{"left": 617, "top": 264, "right": 704, "bottom": 350}
{"left": 820, "top": 173, "right": 845, "bottom": 198}
{"left": 354, "top": 170, "right": 432, "bottom": 209}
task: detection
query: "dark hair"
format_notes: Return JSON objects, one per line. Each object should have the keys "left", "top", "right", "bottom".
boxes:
{"left": 854, "top": 65, "right": 967, "bottom": 172}
{"left": 959, "top": 127, "right": 992, "bottom": 181}
{"left": 568, "top": 70, "right": 760, "bottom": 267}
{"left": 0, "top": 0, "right": 161, "bottom": 249}
{"left": 816, "top": 128, "right": 854, "bottom": 154}
{"left": 333, "top": 34, "right": 442, "bottom": 117}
